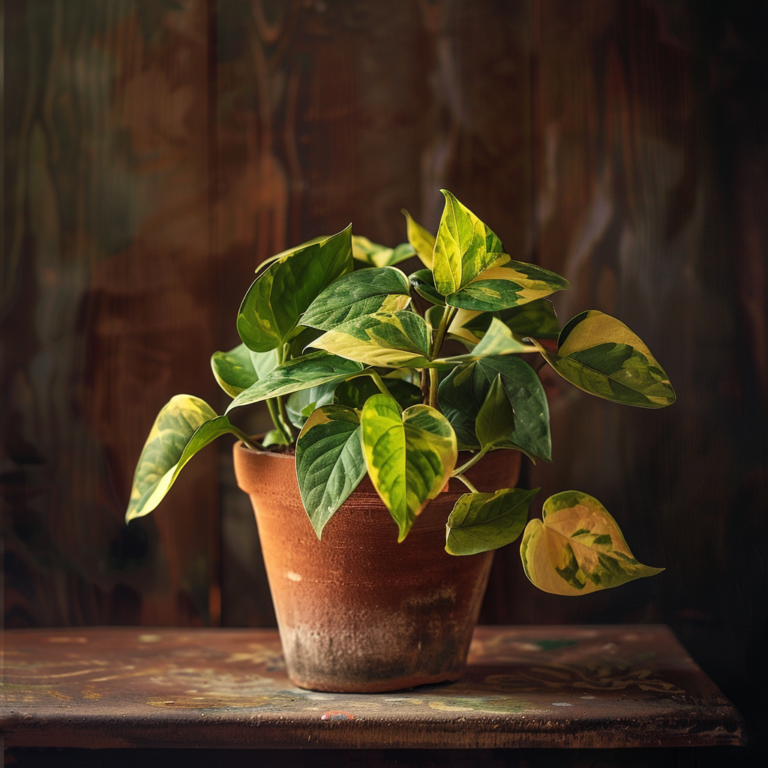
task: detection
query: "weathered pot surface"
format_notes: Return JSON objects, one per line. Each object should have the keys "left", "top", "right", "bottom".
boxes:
{"left": 234, "top": 443, "right": 520, "bottom": 693}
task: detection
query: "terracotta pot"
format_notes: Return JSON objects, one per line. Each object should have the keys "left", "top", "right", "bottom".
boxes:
{"left": 233, "top": 443, "right": 521, "bottom": 693}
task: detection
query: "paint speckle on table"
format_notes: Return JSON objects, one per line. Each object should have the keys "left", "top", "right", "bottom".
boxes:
{"left": 321, "top": 710, "right": 354, "bottom": 721}
{"left": 551, "top": 702, "right": 574, "bottom": 707}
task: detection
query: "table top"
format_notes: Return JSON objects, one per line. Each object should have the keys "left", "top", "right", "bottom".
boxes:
{"left": 0, "top": 625, "right": 744, "bottom": 750}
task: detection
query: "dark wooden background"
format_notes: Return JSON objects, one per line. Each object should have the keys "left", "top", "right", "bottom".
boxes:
{"left": 3, "top": 0, "right": 766, "bottom": 759}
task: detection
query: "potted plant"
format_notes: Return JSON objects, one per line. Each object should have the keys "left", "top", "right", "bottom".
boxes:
{"left": 125, "top": 190, "right": 675, "bottom": 693}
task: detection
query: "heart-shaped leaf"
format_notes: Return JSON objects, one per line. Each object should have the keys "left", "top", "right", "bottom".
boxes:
{"left": 437, "top": 318, "right": 536, "bottom": 367}
{"left": 211, "top": 344, "right": 278, "bottom": 398}
{"left": 447, "top": 260, "right": 570, "bottom": 312}
{"left": 361, "top": 395, "right": 457, "bottom": 541}
{"left": 439, "top": 354, "right": 551, "bottom": 460}
{"left": 295, "top": 405, "right": 367, "bottom": 538}
{"left": 409, "top": 269, "right": 445, "bottom": 306}
{"left": 237, "top": 225, "right": 353, "bottom": 352}
{"left": 226, "top": 351, "right": 364, "bottom": 412}
{"left": 302, "top": 267, "right": 411, "bottom": 330}
{"left": 126, "top": 396, "right": 247, "bottom": 523}
{"left": 520, "top": 491, "right": 663, "bottom": 595}
{"left": 311, "top": 310, "right": 432, "bottom": 368}
{"left": 533, "top": 311, "right": 676, "bottom": 408}
{"left": 352, "top": 236, "right": 415, "bottom": 268}
{"left": 403, "top": 210, "right": 435, "bottom": 268}
{"left": 446, "top": 487, "right": 539, "bottom": 555}
{"left": 333, "top": 375, "right": 422, "bottom": 410}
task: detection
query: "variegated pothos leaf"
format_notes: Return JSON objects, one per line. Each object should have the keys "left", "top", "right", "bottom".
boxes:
{"left": 533, "top": 311, "right": 676, "bottom": 408}
{"left": 403, "top": 210, "right": 436, "bottom": 268}
{"left": 360, "top": 395, "right": 457, "bottom": 541}
{"left": 126, "top": 396, "right": 246, "bottom": 523}
{"left": 295, "top": 405, "right": 367, "bottom": 539}
{"left": 520, "top": 491, "right": 663, "bottom": 595}
{"left": 352, "top": 236, "right": 415, "bottom": 268}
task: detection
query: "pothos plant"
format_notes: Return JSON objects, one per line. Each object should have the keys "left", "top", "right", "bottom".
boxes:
{"left": 125, "top": 190, "right": 675, "bottom": 596}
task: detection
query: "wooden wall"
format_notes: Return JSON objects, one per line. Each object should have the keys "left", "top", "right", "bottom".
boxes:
{"left": 3, "top": 0, "right": 766, "bottom": 748}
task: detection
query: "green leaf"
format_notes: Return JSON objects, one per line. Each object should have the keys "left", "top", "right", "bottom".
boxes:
{"left": 533, "top": 311, "right": 676, "bottom": 408}
{"left": 361, "top": 395, "right": 457, "bottom": 541}
{"left": 237, "top": 225, "right": 353, "bottom": 352}
{"left": 447, "top": 261, "right": 570, "bottom": 312}
{"left": 263, "top": 428, "right": 291, "bottom": 447}
{"left": 438, "top": 354, "right": 551, "bottom": 460}
{"left": 475, "top": 375, "right": 516, "bottom": 450}
{"left": 311, "top": 310, "right": 432, "bottom": 368}
{"left": 333, "top": 375, "right": 422, "bottom": 410}
{"left": 286, "top": 381, "right": 339, "bottom": 429}
{"left": 446, "top": 487, "right": 539, "bottom": 556}
{"left": 226, "top": 351, "right": 364, "bottom": 412}
{"left": 460, "top": 299, "right": 560, "bottom": 341}
{"left": 437, "top": 318, "right": 536, "bottom": 366}
{"left": 409, "top": 269, "right": 445, "bottom": 306}
{"left": 295, "top": 405, "right": 367, "bottom": 538}
{"left": 403, "top": 210, "right": 435, "bottom": 268}
{"left": 352, "top": 236, "right": 415, "bottom": 268}
{"left": 433, "top": 190, "right": 504, "bottom": 296}
{"left": 520, "top": 491, "right": 663, "bottom": 595}
{"left": 211, "top": 344, "right": 278, "bottom": 398}
{"left": 302, "top": 267, "right": 411, "bottom": 330}
{"left": 126, "top": 396, "right": 243, "bottom": 523}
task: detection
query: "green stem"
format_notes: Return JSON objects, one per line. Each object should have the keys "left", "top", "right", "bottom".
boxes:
{"left": 277, "top": 395, "right": 296, "bottom": 440}
{"left": 368, "top": 370, "right": 392, "bottom": 397}
{"left": 266, "top": 398, "right": 291, "bottom": 444}
{"left": 230, "top": 427, "right": 258, "bottom": 450}
{"left": 455, "top": 474, "right": 479, "bottom": 494}
{"left": 427, "top": 306, "right": 456, "bottom": 408}
{"left": 429, "top": 368, "right": 439, "bottom": 409}
{"left": 452, "top": 446, "right": 489, "bottom": 477}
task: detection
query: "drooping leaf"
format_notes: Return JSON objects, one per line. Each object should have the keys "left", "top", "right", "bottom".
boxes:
{"left": 437, "top": 318, "right": 536, "bottom": 366}
{"left": 438, "top": 354, "right": 551, "bottom": 460}
{"left": 311, "top": 310, "right": 432, "bottom": 368}
{"left": 446, "top": 487, "right": 539, "bottom": 556}
{"left": 126, "top": 396, "right": 246, "bottom": 523}
{"left": 286, "top": 381, "right": 339, "bottom": 429}
{"left": 210, "top": 344, "right": 279, "bottom": 398}
{"left": 533, "top": 311, "right": 676, "bottom": 408}
{"left": 302, "top": 267, "right": 411, "bottom": 330}
{"left": 352, "top": 236, "right": 415, "bottom": 268}
{"left": 295, "top": 405, "right": 367, "bottom": 538}
{"left": 460, "top": 299, "right": 560, "bottom": 341}
{"left": 360, "top": 395, "right": 457, "bottom": 541}
{"left": 237, "top": 225, "right": 353, "bottom": 352}
{"left": 447, "top": 260, "right": 570, "bottom": 312}
{"left": 409, "top": 269, "right": 445, "bottom": 306}
{"left": 226, "top": 351, "right": 364, "bottom": 412}
{"left": 433, "top": 190, "right": 504, "bottom": 296}
{"left": 475, "top": 375, "right": 516, "bottom": 450}
{"left": 403, "top": 210, "right": 435, "bottom": 268}
{"left": 520, "top": 491, "right": 663, "bottom": 595}
{"left": 333, "top": 375, "right": 422, "bottom": 410}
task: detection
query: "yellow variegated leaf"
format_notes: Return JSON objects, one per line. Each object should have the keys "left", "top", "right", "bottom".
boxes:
{"left": 352, "top": 236, "right": 415, "bottom": 268}
{"left": 520, "top": 491, "right": 663, "bottom": 595}
{"left": 533, "top": 311, "right": 676, "bottom": 408}
{"left": 403, "top": 210, "right": 436, "bottom": 268}
{"left": 361, "top": 395, "right": 457, "bottom": 541}
{"left": 126, "top": 396, "right": 249, "bottom": 523}
{"left": 433, "top": 190, "right": 504, "bottom": 296}
{"left": 311, "top": 310, "right": 432, "bottom": 368}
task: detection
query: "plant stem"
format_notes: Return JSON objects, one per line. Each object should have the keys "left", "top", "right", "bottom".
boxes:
{"left": 369, "top": 370, "right": 392, "bottom": 397}
{"left": 455, "top": 474, "right": 479, "bottom": 494}
{"left": 231, "top": 427, "right": 258, "bottom": 450}
{"left": 266, "top": 398, "right": 291, "bottom": 444}
{"left": 277, "top": 395, "right": 296, "bottom": 440}
{"left": 452, "top": 446, "right": 489, "bottom": 477}
{"left": 426, "top": 306, "right": 456, "bottom": 408}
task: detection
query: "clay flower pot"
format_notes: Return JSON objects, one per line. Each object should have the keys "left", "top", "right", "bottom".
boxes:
{"left": 233, "top": 442, "right": 520, "bottom": 693}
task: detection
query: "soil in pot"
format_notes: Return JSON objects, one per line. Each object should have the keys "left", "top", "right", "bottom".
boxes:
{"left": 234, "top": 443, "right": 520, "bottom": 693}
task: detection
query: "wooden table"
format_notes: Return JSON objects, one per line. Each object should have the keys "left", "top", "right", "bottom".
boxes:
{"left": 1, "top": 625, "right": 744, "bottom": 762}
